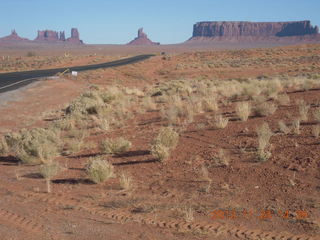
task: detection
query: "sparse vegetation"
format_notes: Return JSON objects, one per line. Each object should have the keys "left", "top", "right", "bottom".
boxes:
{"left": 278, "top": 120, "right": 290, "bottom": 134}
{"left": 236, "top": 102, "right": 251, "bottom": 121}
{"left": 119, "top": 172, "right": 133, "bottom": 191}
{"left": 85, "top": 158, "right": 114, "bottom": 184}
{"left": 292, "top": 118, "right": 301, "bottom": 135}
{"left": 298, "top": 99, "right": 310, "bottom": 121}
{"left": 100, "top": 137, "right": 132, "bottom": 155}
{"left": 39, "top": 160, "right": 61, "bottom": 193}
{"left": 254, "top": 102, "right": 277, "bottom": 117}
{"left": 312, "top": 125, "right": 320, "bottom": 138}
{"left": 256, "top": 122, "right": 273, "bottom": 162}
{"left": 212, "top": 114, "right": 229, "bottom": 129}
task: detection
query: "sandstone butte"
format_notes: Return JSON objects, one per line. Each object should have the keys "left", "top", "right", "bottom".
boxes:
{"left": 187, "top": 20, "right": 320, "bottom": 43}
{"left": 127, "top": 28, "right": 160, "bottom": 45}
{"left": 0, "top": 28, "right": 83, "bottom": 44}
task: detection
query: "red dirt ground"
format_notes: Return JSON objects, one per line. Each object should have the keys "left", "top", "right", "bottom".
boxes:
{"left": 0, "top": 43, "right": 319, "bottom": 240}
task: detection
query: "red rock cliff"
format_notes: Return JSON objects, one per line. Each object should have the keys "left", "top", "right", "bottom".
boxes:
{"left": 192, "top": 21, "right": 319, "bottom": 38}
{"left": 35, "top": 28, "right": 83, "bottom": 44}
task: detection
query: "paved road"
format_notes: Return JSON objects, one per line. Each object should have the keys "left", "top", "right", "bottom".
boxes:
{"left": 0, "top": 54, "right": 154, "bottom": 93}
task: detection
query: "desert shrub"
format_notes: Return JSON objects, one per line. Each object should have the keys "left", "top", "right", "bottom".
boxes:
{"left": 292, "top": 118, "right": 301, "bottom": 135}
{"left": 66, "top": 91, "right": 105, "bottom": 115}
{"left": 53, "top": 118, "right": 75, "bottom": 131}
{"left": 254, "top": 102, "right": 277, "bottom": 117}
{"left": 65, "top": 138, "right": 83, "bottom": 155}
{"left": 236, "top": 102, "right": 251, "bottom": 121}
{"left": 100, "top": 137, "right": 132, "bottom": 155}
{"left": 202, "top": 96, "right": 218, "bottom": 112}
{"left": 5, "top": 128, "right": 61, "bottom": 164}
{"left": 314, "top": 108, "right": 320, "bottom": 123}
{"left": 119, "top": 172, "right": 133, "bottom": 190}
{"left": 26, "top": 51, "right": 36, "bottom": 57}
{"left": 213, "top": 149, "right": 229, "bottom": 167}
{"left": 143, "top": 96, "right": 157, "bottom": 111}
{"left": 39, "top": 160, "right": 60, "bottom": 193}
{"left": 213, "top": 114, "right": 229, "bottom": 129}
{"left": 0, "top": 137, "right": 8, "bottom": 155}
{"left": 278, "top": 120, "right": 290, "bottom": 134}
{"left": 312, "top": 124, "right": 320, "bottom": 138}
{"left": 277, "top": 93, "right": 290, "bottom": 106}
{"left": 85, "top": 158, "right": 114, "bottom": 184}
{"left": 161, "top": 105, "right": 179, "bottom": 125}
{"left": 256, "top": 122, "right": 273, "bottom": 162}
{"left": 153, "top": 127, "right": 179, "bottom": 149}
{"left": 151, "top": 143, "right": 170, "bottom": 162}
{"left": 298, "top": 100, "right": 310, "bottom": 121}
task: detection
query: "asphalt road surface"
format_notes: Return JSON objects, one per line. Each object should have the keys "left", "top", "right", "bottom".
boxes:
{"left": 0, "top": 54, "right": 154, "bottom": 93}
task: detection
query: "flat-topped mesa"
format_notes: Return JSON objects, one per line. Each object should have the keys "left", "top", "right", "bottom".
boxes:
{"left": 190, "top": 20, "right": 320, "bottom": 40}
{"left": 34, "top": 28, "right": 83, "bottom": 44}
{"left": 35, "top": 30, "right": 60, "bottom": 42}
{"left": 127, "top": 28, "right": 160, "bottom": 45}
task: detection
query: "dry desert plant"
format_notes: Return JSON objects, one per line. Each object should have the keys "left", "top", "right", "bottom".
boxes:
{"left": 312, "top": 124, "right": 320, "bottom": 138}
{"left": 202, "top": 96, "right": 219, "bottom": 112}
{"left": 214, "top": 149, "right": 230, "bottom": 167}
{"left": 39, "top": 160, "right": 60, "bottom": 193}
{"left": 314, "top": 108, "right": 320, "bottom": 123}
{"left": 0, "top": 137, "right": 8, "bottom": 155}
{"left": 298, "top": 100, "right": 310, "bottom": 121}
{"left": 85, "top": 158, "right": 114, "bottom": 184}
{"left": 143, "top": 96, "right": 157, "bottom": 111}
{"left": 292, "top": 118, "right": 301, "bottom": 135}
{"left": 153, "top": 126, "right": 179, "bottom": 149}
{"left": 6, "top": 128, "right": 62, "bottom": 164}
{"left": 184, "top": 206, "right": 194, "bottom": 223}
{"left": 213, "top": 114, "right": 229, "bottom": 129}
{"left": 151, "top": 143, "right": 170, "bottom": 162}
{"left": 277, "top": 93, "right": 290, "bottom": 106}
{"left": 100, "top": 137, "right": 132, "bottom": 155}
{"left": 278, "top": 120, "right": 290, "bottom": 134}
{"left": 236, "top": 102, "right": 251, "bottom": 121}
{"left": 256, "top": 122, "right": 273, "bottom": 162}
{"left": 254, "top": 102, "right": 277, "bottom": 117}
{"left": 119, "top": 172, "right": 133, "bottom": 191}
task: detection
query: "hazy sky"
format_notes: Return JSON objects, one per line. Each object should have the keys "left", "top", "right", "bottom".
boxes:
{"left": 0, "top": 0, "right": 319, "bottom": 44}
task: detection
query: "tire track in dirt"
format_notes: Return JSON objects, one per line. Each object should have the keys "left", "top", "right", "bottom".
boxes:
{"left": 19, "top": 191, "right": 317, "bottom": 240}
{"left": 0, "top": 208, "right": 45, "bottom": 235}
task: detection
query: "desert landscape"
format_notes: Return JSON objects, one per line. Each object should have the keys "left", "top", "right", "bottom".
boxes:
{"left": 0, "top": 7, "right": 319, "bottom": 240}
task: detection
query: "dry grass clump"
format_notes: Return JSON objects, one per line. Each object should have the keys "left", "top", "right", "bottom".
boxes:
{"left": 202, "top": 96, "right": 219, "bottom": 112}
{"left": 292, "top": 118, "right": 301, "bottom": 135}
{"left": 151, "top": 144, "right": 170, "bottom": 162}
{"left": 143, "top": 96, "right": 157, "bottom": 111}
{"left": 212, "top": 114, "right": 229, "bottom": 129}
{"left": 278, "top": 120, "right": 290, "bottom": 134}
{"left": 277, "top": 93, "right": 290, "bottom": 106}
{"left": 53, "top": 117, "right": 75, "bottom": 131}
{"left": 154, "top": 126, "right": 179, "bottom": 149}
{"left": 213, "top": 149, "right": 230, "bottom": 167}
{"left": 254, "top": 102, "right": 277, "bottom": 117}
{"left": 312, "top": 125, "right": 320, "bottom": 138}
{"left": 314, "top": 108, "right": 320, "bottom": 123}
{"left": 100, "top": 137, "right": 132, "bottom": 155}
{"left": 151, "top": 127, "right": 179, "bottom": 162}
{"left": 256, "top": 122, "right": 273, "bottom": 162}
{"left": 85, "top": 158, "right": 114, "bottom": 184}
{"left": 236, "top": 102, "right": 251, "bottom": 121}
{"left": 297, "top": 100, "right": 310, "bottom": 121}
{"left": 5, "top": 128, "right": 61, "bottom": 164}
{"left": 39, "top": 160, "right": 61, "bottom": 193}
{"left": 119, "top": 172, "right": 133, "bottom": 191}
{"left": 0, "top": 137, "right": 9, "bottom": 155}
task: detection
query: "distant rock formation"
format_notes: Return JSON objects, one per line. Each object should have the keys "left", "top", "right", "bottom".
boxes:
{"left": 34, "top": 28, "right": 83, "bottom": 44}
{"left": 0, "top": 30, "right": 30, "bottom": 42}
{"left": 66, "top": 28, "right": 83, "bottom": 44}
{"left": 127, "top": 28, "right": 160, "bottom": 45}
{"left": 187, "top": 21, "right": 320, "bottom": 43}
